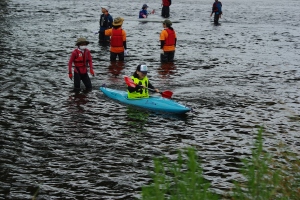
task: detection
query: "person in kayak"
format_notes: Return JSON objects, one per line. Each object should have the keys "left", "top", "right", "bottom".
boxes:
{"left": 105, "top": 17, "right": 128, "bottom": 61}
{"left": 99, "top": 6, "right": 113, "bottom": 44}
{"left": 68, "top": 37, "right": 95, "bottom": 92}
{"left": 160, "top": 19, "right": 177, "bottom": 62}
{"left": 127, "top": 64, "right": 159, "bottom": 99}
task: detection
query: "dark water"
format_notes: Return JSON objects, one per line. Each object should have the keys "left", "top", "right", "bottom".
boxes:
{"left": 1, "top": 0, "right": 299, "bottom": 199}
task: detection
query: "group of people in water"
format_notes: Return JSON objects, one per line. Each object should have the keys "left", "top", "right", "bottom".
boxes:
{"left": 68, "top": 0, "right": 222, "bottom": 97}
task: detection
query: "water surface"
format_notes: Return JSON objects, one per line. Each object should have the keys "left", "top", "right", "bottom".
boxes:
{"left": 0, "top": 0, "right": 299, "bottom": 199}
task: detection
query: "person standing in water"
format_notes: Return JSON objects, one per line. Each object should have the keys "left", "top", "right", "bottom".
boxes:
{"left": 99, "top": 6, "right": 113, "bottom": 43}
{"left": 105, "top": 17, "right": 128, "bottom": 61}
{"left": 210, "top": 0, "right": 222, "bottom": 25}
{"left": 161, "top": 0, "right": 171, "bottom": 18}
{"left": 160, "top": 19, "right": 177, "bottom": 62}
{"left": 68, "top": 38, "right": 95, "bottom": 92}
{"left": 139, "top": 4, "right": 149, "bottom": 18}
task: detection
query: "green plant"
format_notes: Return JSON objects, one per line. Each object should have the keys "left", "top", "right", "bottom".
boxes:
{"left": 141, "top": 147, "right": 219, "bottom": 200}
{"left": 231, "top": 127, "right": 300, "bottom": 200}
{"left": 141, "top": 128, "right": 300, "bottom": 200}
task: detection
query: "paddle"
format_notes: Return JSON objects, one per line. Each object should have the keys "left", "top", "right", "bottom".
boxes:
{"left": 124, "top": 76, "right": 173, "bottom": 99}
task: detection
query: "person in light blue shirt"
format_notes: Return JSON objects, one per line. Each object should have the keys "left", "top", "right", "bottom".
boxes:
{"left": 139, "top": 4, "right": 149, "bottom": 18}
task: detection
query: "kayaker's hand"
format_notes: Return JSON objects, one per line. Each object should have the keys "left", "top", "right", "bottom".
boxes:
{"left": 155, "top": 89, "right": 160, "bottom": 93}
{"left": 69, "top": 73, "right": 73, "bottom": 80}
{"left": 160, "top": 49, "right": 164, "bottom": 54}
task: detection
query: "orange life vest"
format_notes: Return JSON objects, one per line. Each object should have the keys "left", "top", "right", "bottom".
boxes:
{"left": 110, "top": 29, "right": 123, "bottom": 47}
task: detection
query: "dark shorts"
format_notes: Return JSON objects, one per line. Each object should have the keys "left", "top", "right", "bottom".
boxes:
{"left": 110, "top": 51, "right": 125, "bottom": 61}
{"left": 214, "top": 14, "right": 221, "bottom": 25}
{"left": 73, "top": 72, "right": 92, "bottom": 92}
{"left": 161, "top": 6, "right": 170, "bottom": 18}
{"left": 160, "top": 51, "right": 175, "bottom": 62}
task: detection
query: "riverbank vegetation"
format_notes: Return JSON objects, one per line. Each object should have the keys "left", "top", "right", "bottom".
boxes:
{"left": 141, "top": 127, "right": 300, "bottom": 199}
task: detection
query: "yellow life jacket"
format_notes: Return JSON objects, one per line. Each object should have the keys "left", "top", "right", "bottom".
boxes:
{"left": 127, "top": 76, "right": 149, "bottom": 99}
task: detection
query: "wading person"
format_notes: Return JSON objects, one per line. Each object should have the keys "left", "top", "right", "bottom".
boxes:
{"left": 127, "top": 64, "right": 159, "bottom": 99}
{"left": 105, "top": 17, "right": 128, "bottom": 61}
{"left": 161, "top": 0, "right": 171, "bottom": 18}
{"left": 210, "top": 0, "right": 222, "bottom": 25}
{"left": 99, "top": 6, "right": 113, "bottom": 44}
{"left": 160, "top": 19, "right": 177, "bottom": 62}
{"left": 68, "top": 38, "right": 95, "bottom": 92}
{"left": 139, "top": 4, "right": 149, "bottom": 18}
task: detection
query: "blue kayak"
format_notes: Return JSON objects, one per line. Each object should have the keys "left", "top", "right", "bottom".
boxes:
{"left": 100, "top": 87, "right": 190, "bottom": 114}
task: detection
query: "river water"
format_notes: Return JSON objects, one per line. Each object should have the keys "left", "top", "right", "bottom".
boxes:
{"left": 0, "top": 0, "right": 299, "bottom": 199}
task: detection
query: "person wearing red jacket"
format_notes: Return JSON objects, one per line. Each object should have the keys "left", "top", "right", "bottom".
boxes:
{"left": 68, "top": 38, "right": 95, "bottom": 92}
{"left": 161, "top": 0, "right": 171, "bottom": 18}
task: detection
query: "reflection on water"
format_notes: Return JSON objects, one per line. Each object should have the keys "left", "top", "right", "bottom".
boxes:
{"left": 108, "top": 61, "right": 125, "bottom": 77}
{"left": 126, "top": 106, "right": 149, "bottom": 134}
{"left": 68, "top": 93, "right": 89, "bottom": 107}
{"left": 158, "top": 62, "right": 177, "bottom": 78}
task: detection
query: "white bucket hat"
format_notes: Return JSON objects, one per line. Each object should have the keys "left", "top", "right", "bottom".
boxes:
{"left": 101, "top": 6, "right": 109, "bottom": 12}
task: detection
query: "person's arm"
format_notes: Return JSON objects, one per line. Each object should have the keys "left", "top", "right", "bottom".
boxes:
{"left": 68, "top": 51, "right": 77, "bottom": 79}
{"left": 148, "top": 82, "right": 155, "bottom": 90}
{"left": 87, "top": 50, "right": 94, "bottom": 73}
{"left": 99, "top": 14, "right": 102, "bottom": 26}
{"left": 128, "top": 86, "right": 136, "bottom": 93}
{"left": 128, "top": 75, "right": 142, "bottom": 92}
{"left": 128, "top": 84, "right": 143, "bottom": 93}
{"left": 108, "top": 15, "right": 113, "bottom": 28}
{"left": 169, "top": 0, "right": 172, "bottom": 6}
{"left": 160, "top": 30, "right": 167, "bottom": 49}
{"left": 160, "top": 40, "right": 164, "bottom": 49}
{"left": 148, "top": 82, "right": 159, "bottom": 93}
{"left": 105, "top": 28, "right": 113, "bottom": 36}
{"left": 123, "top": 30, "right": 127, "bottom": 49}
{"left": 68, "top": 51, "right": 76, "bottom": 73}
{"left": 210, "top": 3, "right": 215, "bottom": 16}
